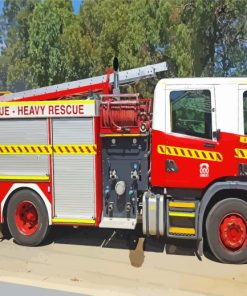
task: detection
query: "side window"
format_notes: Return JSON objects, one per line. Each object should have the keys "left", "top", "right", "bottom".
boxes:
{"left": 170, "top": 89, "right": 212, "bottom": 139}
{"left": 243, "top": 91, "right": 247, "bottom": 134}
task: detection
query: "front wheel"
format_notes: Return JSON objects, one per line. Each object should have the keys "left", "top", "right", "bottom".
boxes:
{"left": 206, "top": 198, "right": 247, "bottom": 264}
{"left": 7, "top": 189, "right": 49, "bottom": 246}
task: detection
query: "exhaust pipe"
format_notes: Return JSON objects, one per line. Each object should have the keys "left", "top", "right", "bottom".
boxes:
{"left": 113, "top": 57, "right": 120, "bottom": 97}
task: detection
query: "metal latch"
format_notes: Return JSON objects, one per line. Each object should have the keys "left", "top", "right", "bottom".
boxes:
{"left": 166, "top": 159, "right": 178, "bottom": 172}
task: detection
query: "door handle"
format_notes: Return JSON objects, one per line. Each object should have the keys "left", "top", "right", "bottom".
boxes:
{"left": 166, "top": 159, "right": 178, "bottom": 172}
{"left": 204, "top": 142, "right": 215, "bottom": 148}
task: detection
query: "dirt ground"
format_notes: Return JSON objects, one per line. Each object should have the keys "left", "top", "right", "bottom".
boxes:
{"left": 0, "top": 226, "right": 246, "bottom": 296}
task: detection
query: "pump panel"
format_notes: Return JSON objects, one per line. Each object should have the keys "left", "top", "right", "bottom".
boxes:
{"left": 102, "top": 136, "right": 149, "bottom": 221}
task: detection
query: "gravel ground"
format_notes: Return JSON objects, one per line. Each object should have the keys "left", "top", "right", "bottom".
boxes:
{"left": 0, "top": 226, "right": 246, "bottom": 296}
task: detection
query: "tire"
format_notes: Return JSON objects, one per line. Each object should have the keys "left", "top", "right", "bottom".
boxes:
{"left": 206, "top": 198, "right": 247, "bottom": 264}
{"left": 7, "top": 189, "right": 49, "bottom": 246}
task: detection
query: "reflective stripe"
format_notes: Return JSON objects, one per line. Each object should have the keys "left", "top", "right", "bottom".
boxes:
{"left": 0, "top": 144, "right": 97, "bottom": 155}
{"left": 52, "top": 218, "right": 95, "bottom": 224}
{"left": 168, "top": 201, "right": 195, "bottom": 209}
{"left": 240, "top": 136, "right": 247, "bottom": 143}
{"left": 169, "top": 227, "right": 195, "bottom": 235}
{"left": 157, "top": 145, "right": 223, "bottom": 162}
{"left": 0, "top": 175, "right": 49, "bottom": 181}
{"left": 52, "top": 145, "right": 96, "bottom": 154}
{"left": 169, "top": 212, "right": 195, "bottom": 218}
{"left": 235, "top": 148, "right": 247, "bottom": 159}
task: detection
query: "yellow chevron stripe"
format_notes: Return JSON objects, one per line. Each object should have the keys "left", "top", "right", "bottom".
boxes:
{"left": 51, "top": 145, "right": 96, "bottom": 154}
{"left": 0, "top": 144, "right": 97, "bottom": 155}
{"left": 235, "top": 148, "right": 247, "bottom": 159}
{"left": 240, "top": 136, "right": 247, "bottom": 143}
{"left": 157, "top": 145, "right": 223, "bottom": 162}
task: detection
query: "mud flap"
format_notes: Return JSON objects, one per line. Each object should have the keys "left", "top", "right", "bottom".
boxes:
{"left": 0, "top": 224, "right": 4, "bottom": 240}
{"left": 195, "top": 238, "right": 203, "bottom": 260}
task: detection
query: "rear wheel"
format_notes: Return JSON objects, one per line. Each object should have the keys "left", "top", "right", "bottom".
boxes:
{"left": 7, "top": 189, "right": 49, "bottom": 246}
{"left": 206, "top": 198, "right": 247, "bottom": 264}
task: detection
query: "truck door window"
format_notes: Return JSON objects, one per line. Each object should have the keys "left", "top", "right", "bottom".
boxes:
{"left": 170, "top": 90, "right": 212, "bottom": 139}
{"left": 243, "top": 91, "right": 247, "bottom": 134}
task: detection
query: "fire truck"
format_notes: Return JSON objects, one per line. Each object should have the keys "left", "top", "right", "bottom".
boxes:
{"left": 0, "top": 59, "right": 247, "bottom": 264}
{"left": 0, "top": 91, "right": 11, "bottom": 95}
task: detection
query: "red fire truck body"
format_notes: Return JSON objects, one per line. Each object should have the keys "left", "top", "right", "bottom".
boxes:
{"left": 0, "top": 62, "right": 247, "bottom": 264}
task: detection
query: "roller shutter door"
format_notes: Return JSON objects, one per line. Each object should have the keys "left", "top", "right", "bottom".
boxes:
{"left": 52, "top": 118, "right": 95, "bottom": 219}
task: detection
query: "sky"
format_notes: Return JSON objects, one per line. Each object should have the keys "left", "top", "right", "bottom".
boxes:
{"left": 0, "top": 1, "right": 3, "bottom": 14}
{"left": 72, "top": 0, "right": 83, "bottom": 14}
{"left": 0, "top": 0, "right": 83, "bottom": 15}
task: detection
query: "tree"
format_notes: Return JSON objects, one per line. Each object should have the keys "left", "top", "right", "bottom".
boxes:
{"left": 0, "top": 55, "right": 8, "bottom": 90}
{"left": 73, "top": 0, "right": 170, "bottom": 95}
{"left": 28, "top": 0, "right": 74, "bottom": 87}
{"left": 0, "top": 0, "right": 246, "bottom": 93}
{"left": 181, "top": 0, "right": 247, "bottom": 76}
{"left": 1, "top": 0, "right": 38, "bottom": 91}
{"left": 0, "top": 13, "right": 8, "bottom": 90}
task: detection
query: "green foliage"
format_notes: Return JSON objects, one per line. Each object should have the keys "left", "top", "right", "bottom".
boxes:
{"left": 2, "top": 0, "right": 38, "bottom": 90}
{"left": 181, "top": 0, "right": 247, "bottom": 76}
{"left": 0, "top": 55, "right": 8, "bottom": 90}
{"left": 0, "top": 0, "right": 246, "bottom": 92}
{"left": 77, "top": 0, "right": 163, "bottom": 74}
{"left": 28, "top": 0, "right": 74, "bottom": 86}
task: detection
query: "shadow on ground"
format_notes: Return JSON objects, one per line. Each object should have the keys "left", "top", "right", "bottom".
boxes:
{"left": 48, "top": 225, "right": 214, "bottom": 266}
{"left": 2, "top": 223, "right": 215, "bottom": 267}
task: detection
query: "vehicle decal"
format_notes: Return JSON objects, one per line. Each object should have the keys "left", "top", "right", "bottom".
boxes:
{"left": 157, "top": 145, "right": 223, "bottom": 162}
{"left": 240, "top": 136, "right": 247, "bottom": 143}
{"left": 200, "top": 163, "right": 209, "bottom": 177}
{"left": 235, "top": 148, "right": 247, "bottom": 159}
{"left": 0, "top": 144, "right": 97, "bottom": 155}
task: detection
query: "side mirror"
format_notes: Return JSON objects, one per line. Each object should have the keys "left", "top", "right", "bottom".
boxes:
{"left": 213, "top": 129, "right": 221, "bottom": 141}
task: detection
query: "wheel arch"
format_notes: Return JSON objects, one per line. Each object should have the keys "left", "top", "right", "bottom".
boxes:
{"left": 1, "top": 184, "right": 52, "bottom": 225}
{"left": 198, "top": 181, "right": 247, "bottom": 240}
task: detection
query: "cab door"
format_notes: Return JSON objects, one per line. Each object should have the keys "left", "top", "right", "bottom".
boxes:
{"left": 151, "top": 84, "right": 221, "bottom": 189}
{"left": 237, "top": 86, "right": 247, "bottom": 176}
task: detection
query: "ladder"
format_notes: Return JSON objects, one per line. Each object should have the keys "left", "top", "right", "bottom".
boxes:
{"left": 0, "top": 62, "right": 167, "bottom": 102}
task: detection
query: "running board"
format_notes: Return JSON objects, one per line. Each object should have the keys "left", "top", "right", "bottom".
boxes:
{"left": 99, "top": 217, "right": 137, "bottom": 229}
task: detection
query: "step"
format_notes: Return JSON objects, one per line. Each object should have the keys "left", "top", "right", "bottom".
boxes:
{"left": 99, "top": 217, "right": 137, "bottom": 229}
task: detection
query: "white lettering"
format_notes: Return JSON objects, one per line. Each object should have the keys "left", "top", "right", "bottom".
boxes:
{"left": 0, "top": 102, "right": 89, "bottom": 118}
